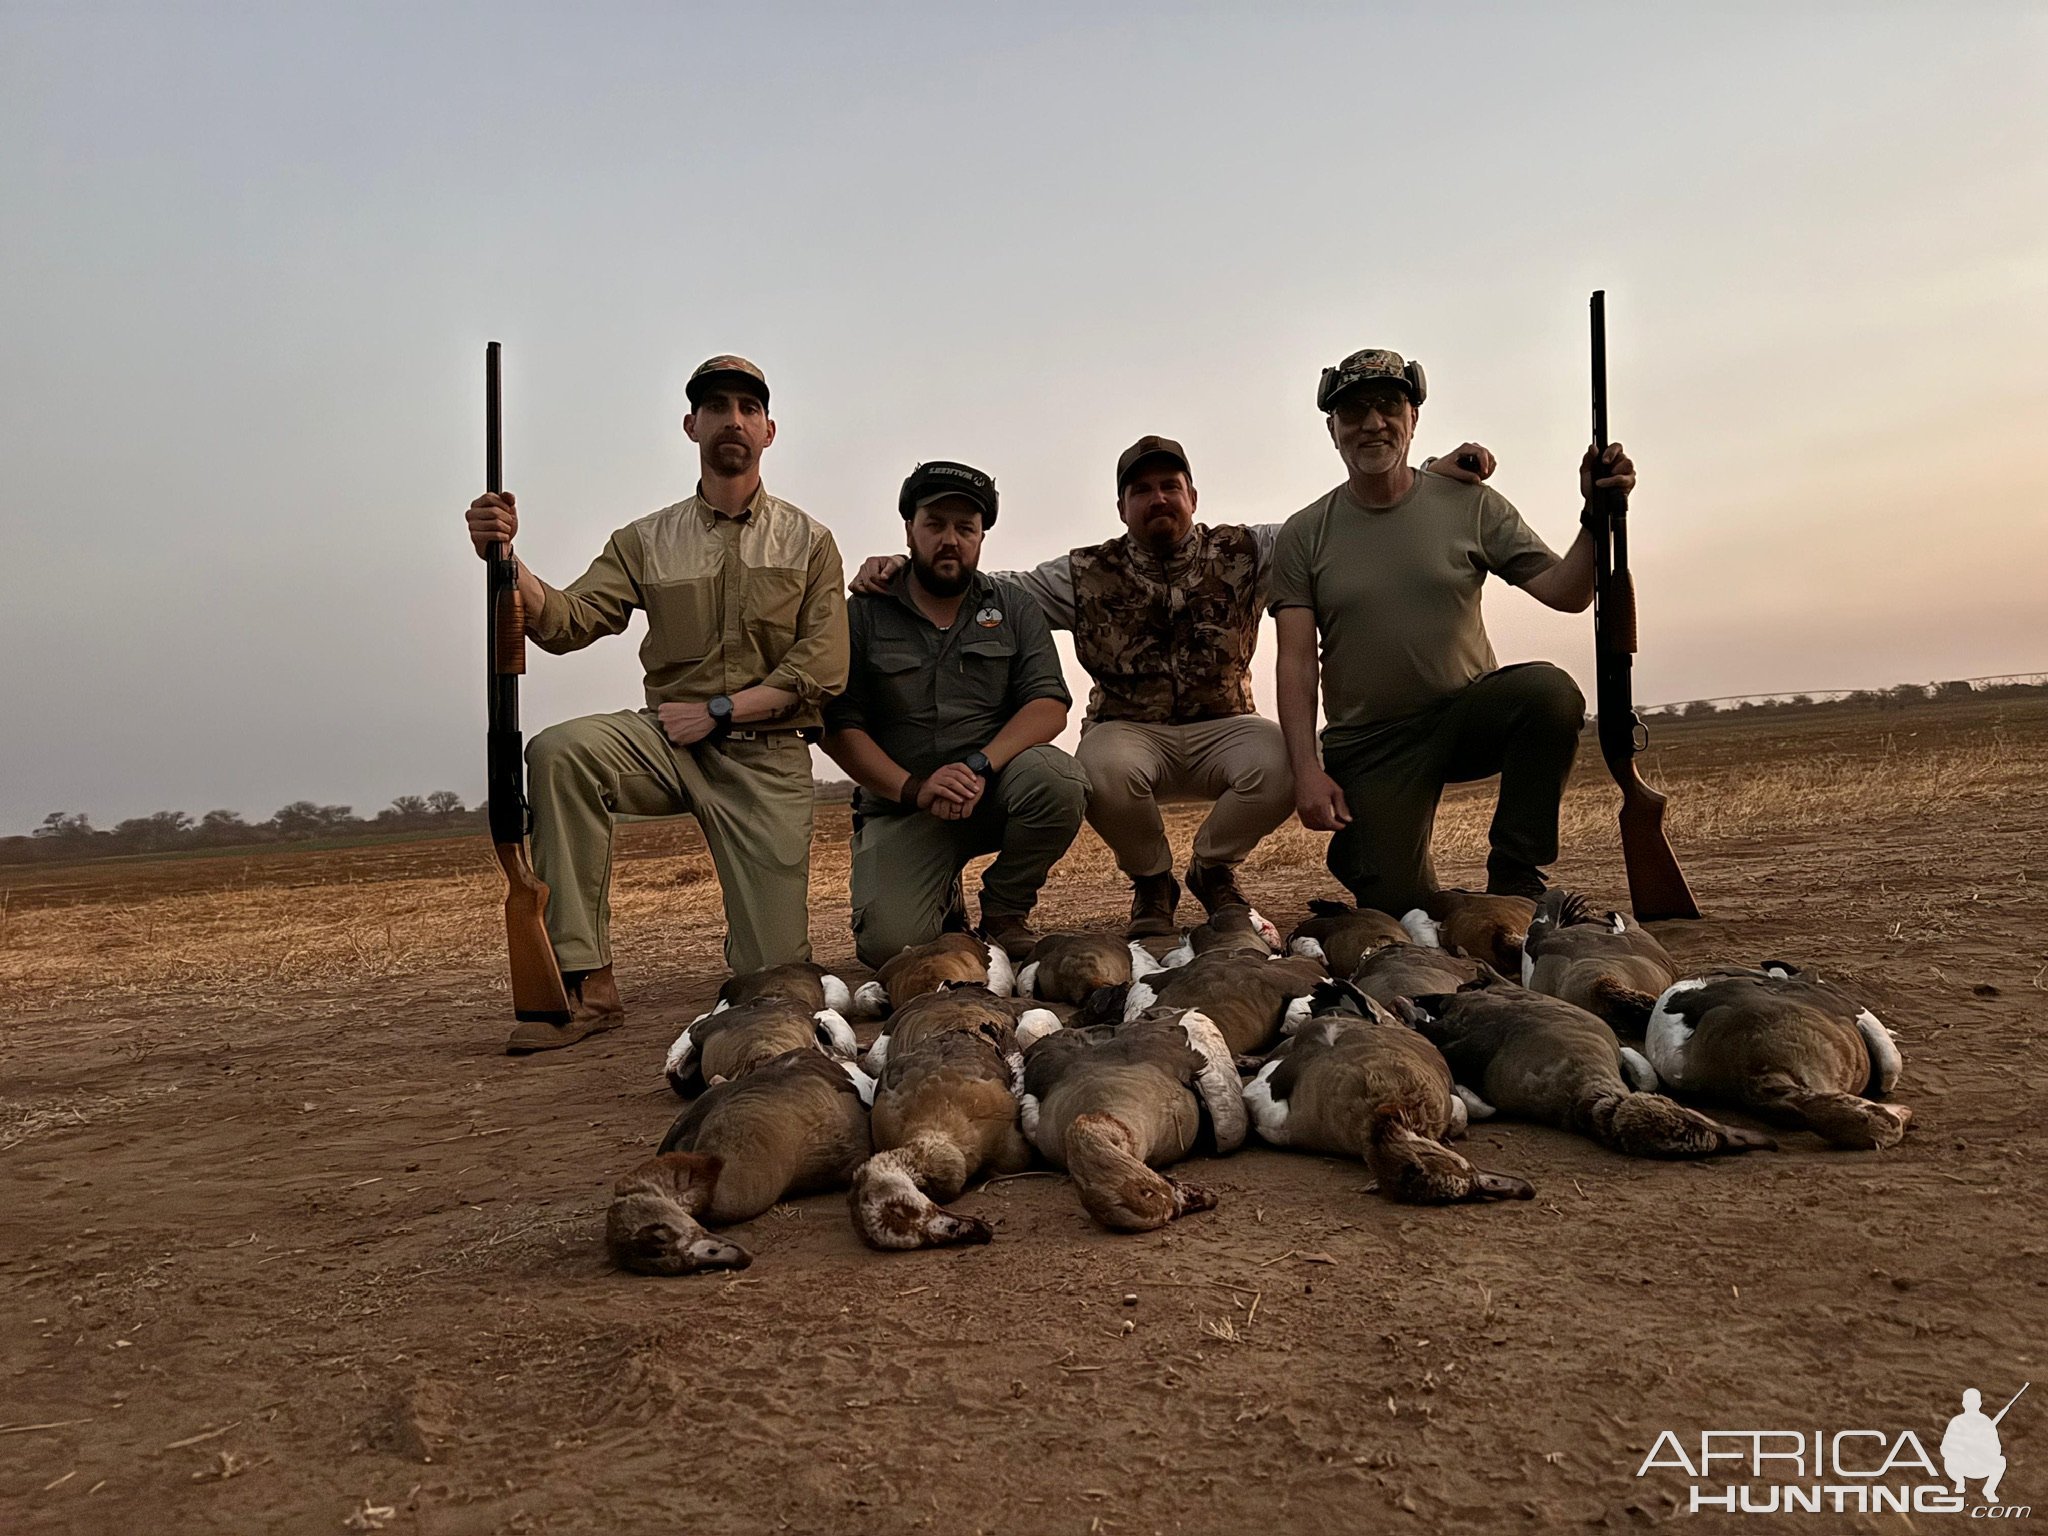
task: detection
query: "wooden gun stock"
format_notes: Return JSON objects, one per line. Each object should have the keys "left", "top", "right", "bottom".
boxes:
{"left": 1590, "top": 291, "right": 1698, "bottom": 921}
{"left": 485, "top": 341, "right": 571, "bottom": 1023}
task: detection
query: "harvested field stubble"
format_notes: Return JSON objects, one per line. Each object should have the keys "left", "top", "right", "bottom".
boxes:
{"left": 2, "top": 697, "right": 2045, "bottom": 1534}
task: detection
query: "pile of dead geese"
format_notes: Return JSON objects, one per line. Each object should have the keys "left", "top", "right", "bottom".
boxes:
{"left": 606, "top": 891, "right": 1911, "bottom": 1275}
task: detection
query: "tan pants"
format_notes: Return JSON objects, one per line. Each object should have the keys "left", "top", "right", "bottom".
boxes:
{"left": 525, "top": 710, "right": 815, "bottom": 974}
{"left": 1075, "top": 714, "right": 1294, "bottom": 879}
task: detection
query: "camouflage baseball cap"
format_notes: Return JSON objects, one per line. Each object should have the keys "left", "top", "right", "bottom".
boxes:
{"left": 686, "top": 354, "right": 770, "bottom": 408}
{"left": 1115, "top": 434, "right": 1192, "bottom": 491}
{"left": 1316, "top": 348, "right": 1427, "bottom": 412}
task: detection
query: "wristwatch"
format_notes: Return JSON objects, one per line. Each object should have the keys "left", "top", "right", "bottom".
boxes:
{"left": 963, "top": 750, "right": 992, "bottom": 778}
{"left": 707, "top": 695, "right": 734, "bottom": 733}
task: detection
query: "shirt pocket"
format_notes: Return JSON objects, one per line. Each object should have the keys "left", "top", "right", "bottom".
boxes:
{"left": 643, "top": 578, "right": 719, "bottom": 662}
{"left": 956, "top": 633, "right": 1018, "bottom": 714}
{"left": 744, "top": 566, "right": 806, "bottom": 654}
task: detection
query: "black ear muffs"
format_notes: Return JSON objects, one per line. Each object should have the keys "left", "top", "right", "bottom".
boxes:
{"left": 898, "top": 460, "right": 999, "bottom": 528}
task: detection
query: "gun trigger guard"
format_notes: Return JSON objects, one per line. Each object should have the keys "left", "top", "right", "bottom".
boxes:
{"left": 1631, "top": 715, "right": 1650, "bottom": 752}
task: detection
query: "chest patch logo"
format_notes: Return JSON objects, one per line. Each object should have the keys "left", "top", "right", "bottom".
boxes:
{"left": 975, "top": 606, "right": 1003, "bottom": 629}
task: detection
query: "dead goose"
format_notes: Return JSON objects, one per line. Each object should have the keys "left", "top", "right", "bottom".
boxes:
{"left": 607, "top": 1049, "right": 875, "bottom": 1275}
{"left": 1287, "top": 900, "right": 1410, "bottom": 974}
{"left": 1243, "top": 981, "right": 1534, "bottom": 1204}
{"left": 1349, "top": 942, "right": 1492, "bottom": 1010}
{"left": 853, "top": 932, "right": 1016, "bottom": 1018}
{"left": 1017, "top": 934, "right": 1163, "bottom": 1005}
{"left": 1160, "top": 905, "right": 1284, "bottom": 966}
{"left": 861, "top": 981, "right": 1059, "bottom": 1073}
{"left": 1124, "top": 951, "right": 1329, "bottom": 1056}
{"left": 664, "top": 995, "right": 858, "bottom": 1097}
{"left": 1520, "top": 889, "right": 1680, "bottom": 1038}
{"left": 713, "top": 961, "right": 856, "bottom": 1016}
{"left": 850, "top": 1002, "right": 1031, "bottom": 1250}
{"left": 1645, "top": 967, "right": 1910, "bottom": 1150}
{"left": 1019, "top": 1011, "right": 1246, "bottom": 1231}
{"left": 1401, "top": 891, "right": 1537, "bottom": 975}
{"left": 1400, "top": 978, "right": 1776, "bottom": 1159}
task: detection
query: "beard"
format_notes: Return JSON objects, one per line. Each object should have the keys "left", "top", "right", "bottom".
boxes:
{"left": 911, "top": 551, "right": 974, "bottom": 597}
{"left": 709, "top": 437, "right": 756, "bottom": 474}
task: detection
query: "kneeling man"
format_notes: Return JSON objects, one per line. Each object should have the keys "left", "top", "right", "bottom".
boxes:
{"left": 823, "top": 461, "right": 1087, "bottom": 965}
{"left": 1274, "top": 348, "right": 1632, "bottom": 914}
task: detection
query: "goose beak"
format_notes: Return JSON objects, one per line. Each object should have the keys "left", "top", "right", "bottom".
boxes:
{"left": 1463, "top": 1171, "right": 1536, "bottom": 1202}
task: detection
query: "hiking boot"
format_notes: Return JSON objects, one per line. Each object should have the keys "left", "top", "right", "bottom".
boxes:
{"left": 1125, "top": 872, "right": 1181, "bottom": 940}
{"left": 980, "top": 907, "right": 1041, "bottom": 963}
{"left": 505, "top": 964, "right": 626, "bottom": 1054}
{"left": 1484, "top": 858, "right": 1548, "bottom": 901}
{"left": 1185, "top": 859, "right": 1251, "bottom": 917}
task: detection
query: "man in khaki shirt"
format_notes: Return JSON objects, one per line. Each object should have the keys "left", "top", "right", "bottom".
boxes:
{"left": 465, "top": 355, "right": 848, "bottom": 1051}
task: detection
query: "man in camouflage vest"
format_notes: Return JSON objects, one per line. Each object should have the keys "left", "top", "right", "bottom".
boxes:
{"left": 854, "top": 434, "right": 1493, "bottom": 937}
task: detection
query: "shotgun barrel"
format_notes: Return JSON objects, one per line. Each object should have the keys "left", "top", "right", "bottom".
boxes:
{"left": 1589, "top": 292, "right": 1700, "bottom": 921}
{"left": 485, "top": 342, "right": 572, "bottom": 1022}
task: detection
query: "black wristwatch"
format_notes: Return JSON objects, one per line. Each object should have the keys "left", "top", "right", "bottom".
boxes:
{"left": 963, "top": 750, "right": 992, "bottom": 779}
{"left": 707, "top": 695, "right": 734, "bottom": 733}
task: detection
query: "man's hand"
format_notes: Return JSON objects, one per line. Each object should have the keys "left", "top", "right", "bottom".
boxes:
{"left": 850, "top": 554, "right": 907, "bottom": 595}
{"left": 467, "top": 491, "right": 518, "bottom": 558}
{"left": 919, "top": 762, "right": 985, "bottom": 820}
{"left": 1295, "top": 770, "right": 1353, "bottom": 832}
{"left": 1426, "top": 444, "right": 1496, "bottom": 484}
{"left": 658, "top": 701, "right": 719, "bottom": 747}
{"left": 1580, "top": 441, "right": 1636, "bottom": 500}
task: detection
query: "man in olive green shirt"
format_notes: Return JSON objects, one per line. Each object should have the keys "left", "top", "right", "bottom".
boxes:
{"left": 1272, "top": 347, "right": 1636, "bottom": 915}
{"left": 464, "top": 355, "right": 848, "bottom": 1051}
{"left": 823, "top": 461, "right": 1085, "bottom": 965}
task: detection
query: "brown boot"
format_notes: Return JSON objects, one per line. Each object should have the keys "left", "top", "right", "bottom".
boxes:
{"left": 1185, "top": 859, "right": 1251, "bottom": 917}
{"left": 980, "top": 908, "right": 1041, "bottom": 963}
{"left": 1125, "top": 872, "right": 1181, "bottom": 940}
{"left": 505, "top": 964, "right": 626, "bottom": 1054}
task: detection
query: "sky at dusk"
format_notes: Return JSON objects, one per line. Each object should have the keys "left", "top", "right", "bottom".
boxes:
{"left": 4, "top": 3, "right": 2044, "bottom": 833}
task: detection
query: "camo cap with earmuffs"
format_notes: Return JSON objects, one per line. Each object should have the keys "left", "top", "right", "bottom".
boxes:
{"left": 1317, "top": 348, "right": 1428, "bottom": 413}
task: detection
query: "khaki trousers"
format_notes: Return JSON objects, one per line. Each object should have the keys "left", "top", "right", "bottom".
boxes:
{"left": 525, "top": 710, "right": 815, "bottom": 974}
{"left": 1075, "top": 714, "right": 1294, "bottom": 880}
{"left": 849, "top": 745, "right": 1088, "bottom": 969}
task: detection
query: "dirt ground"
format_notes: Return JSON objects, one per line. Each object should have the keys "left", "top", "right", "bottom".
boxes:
{"left": 3, "top": 699, "right": 2044, "bottom": 1535}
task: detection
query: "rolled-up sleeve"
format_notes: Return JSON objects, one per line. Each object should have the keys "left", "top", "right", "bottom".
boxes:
{"left": 1001, "top": 579, "right": 1073, "bottom": 710}
{"left": 760, "top": 527, "right": 850, "bottom": 706}
{"left": 820, "top": 599, "right": 871, "bottom": 734}
{"left": 529, "top": 529, "right": 643, "bottom": 654}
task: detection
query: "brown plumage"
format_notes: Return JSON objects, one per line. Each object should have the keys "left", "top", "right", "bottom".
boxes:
{"left": 851, "top": 1002, "right": 1030, "bottom": 1250}
{"left": 1520, "top": 889, "right": 1680, "bottom": 1038}
{"left": 1350, "top": 943, "right": 1492, "bottom": 1009}
{"left": 1175, "top": 905, "right": 1283, "bottom": 961}
{"left": 1127, "top": 952, "right": 1330, "bottom": 1056}
{"left": 715, "top": 961, "right": 854, "bottom": 1016}
{"left": 1018, "top": 933, "right": 1155, "bottom": 1005}
{"left": 1407, "top": 891, "right": 1537, "bottom": 975}
{"left": 608, "top": 1050, "right": 873, "bottom": 1275}
{"left": 664, "top": 995, "right": 856, "bottom": 1097}
{"left": 1402, "top": 978, "right": 1776, "bottom": 1160}
{"left": 1646, "top": 968, "right": 1910, "bottom": 1150}
{"left": 1245, "top": 983, "right": 1533, "bottom": 1204}
{"left": 1287, "top": 900, "right": 1410, "bottom": 975}
{"left": 856, "top": 933, "right": 1015, "bottom": 1016}
{"left": 1020, "top": 1011, "right": 1246, "bottom": 1231}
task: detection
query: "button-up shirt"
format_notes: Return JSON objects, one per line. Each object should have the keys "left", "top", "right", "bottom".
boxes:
{"left": 528, "top": 483, "right": 848, "bottom": 729}
{"left": 824, "top": 567, "right": 1070, "bottom": 812}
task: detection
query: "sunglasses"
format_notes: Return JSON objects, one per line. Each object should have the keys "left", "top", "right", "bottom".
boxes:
{"left": 1332, "top": 390, "right": 1412, "bottom": 421}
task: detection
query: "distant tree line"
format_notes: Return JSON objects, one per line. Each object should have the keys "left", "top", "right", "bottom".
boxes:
{"left": 2, "top": 780, "right": 859, "bottom": 865}
{"left": 1642, "top": 676, "right": 2047, "bottom": 722}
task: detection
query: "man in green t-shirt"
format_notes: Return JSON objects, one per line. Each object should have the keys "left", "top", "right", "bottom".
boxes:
{"left": 1269, "top": 348, "right": 1636, "bottom": 915}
